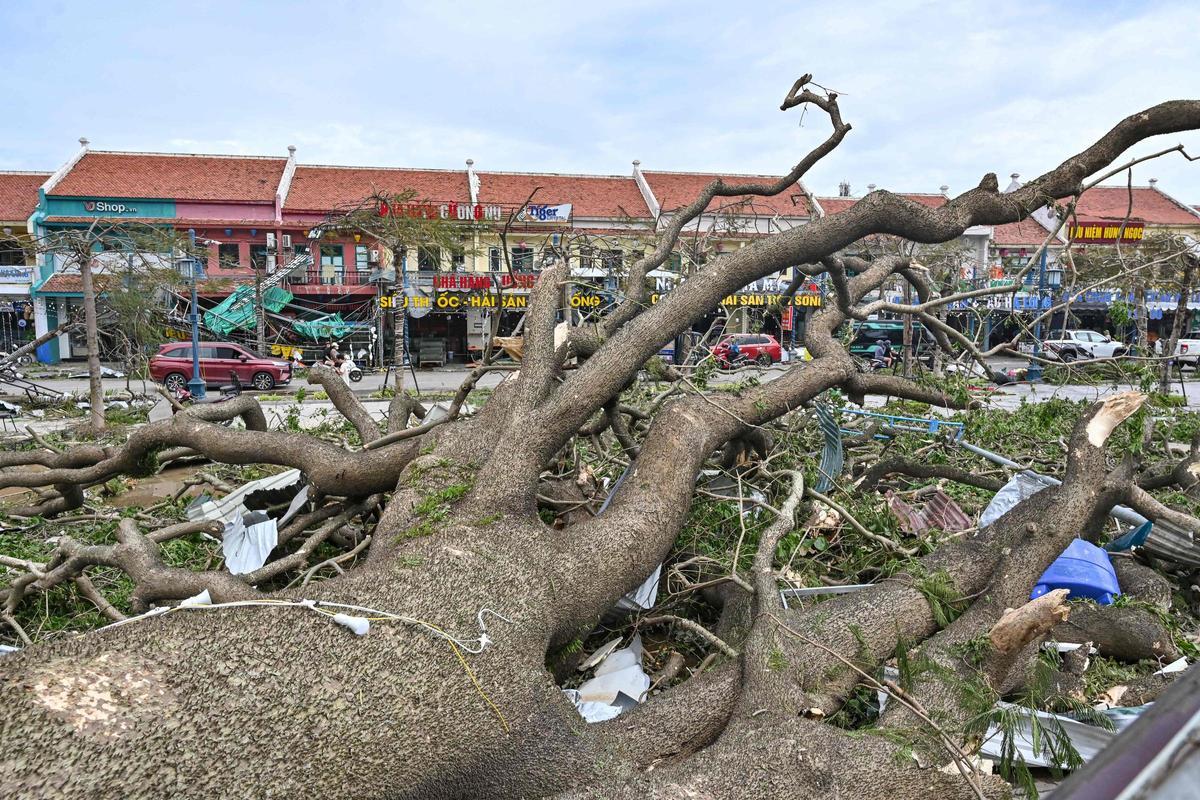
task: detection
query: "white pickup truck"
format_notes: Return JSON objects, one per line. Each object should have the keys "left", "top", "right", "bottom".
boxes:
{"left": 1156, "top": 336, "right": 1200, "bottom": 369}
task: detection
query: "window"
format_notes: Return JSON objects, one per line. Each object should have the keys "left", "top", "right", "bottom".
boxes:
{"left": 451, "top": 248, "right": 465, "bottom": 269}
{"left": 601, "top": 249, "right": 622, "bottom": 271}
{"left": 0, "top": 240, "right": 23, "bottom": 266}
{"left": 218, "top": 243, "right": 241, "bottom": 268}
{"left": 579, "top": 246, "right": 595, "bottom": 270}
{"left": 249, "top": 245, "right": 268, "bottom": 270}
{"left": 489, "top": 247, "right": 502, "bottom": 271}
{"left": 319, "top": 244, "right": 345, "bottom": 285}
{"left": 356, "top": 245, "right": 369, "bottom": 271}
{"left": 418, "top": 246, "right": 442, "bottom": 271}
{"left": 165, "top": 345, "right": 190, "bottom": 359}
{"left": 667, "top": 252, "right": 683, "bottom": 272}
{"left": 197, "top": 346, "right": 220, "bottom": 359}
{"left": 511, "top": 246, "right": 534, "bottom": 270}
{"left": 293, "top": 243, "right": 309, "bottom": 257}
{"left": 214, "top": 346, "right": 243, "bottom": 360}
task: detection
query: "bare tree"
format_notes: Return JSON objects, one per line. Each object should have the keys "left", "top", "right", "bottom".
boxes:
{"left": 2, "top": 83, "right": 1200, "bottom": 800}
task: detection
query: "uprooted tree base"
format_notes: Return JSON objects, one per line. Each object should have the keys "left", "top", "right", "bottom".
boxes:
{"left": 4, "top": 85, "right": 1200, "bottom": 799}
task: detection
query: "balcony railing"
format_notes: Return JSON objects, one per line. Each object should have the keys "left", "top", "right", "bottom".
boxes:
{"left": 286, "top": 268, "right": 375, "bottom": 286}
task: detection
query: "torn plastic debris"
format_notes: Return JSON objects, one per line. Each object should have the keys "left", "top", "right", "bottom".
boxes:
{"left": 978, "top": 702, "right": 1117, "bottom": 768}
{"left": 1155, "top": 657, "right": 1189, "bottom": 676}
{"left": 222, "top": 512, "right": 279, "bottom": 575}
{"left": 186, "top": 468, "right": 303, "bottom": 524}
{"left": 614, "top": 564, "right": 661, "bottom": 613}
{"left": 980, "top": 472, "right": 1051, "bottom": 527}
{"left": 1032, "top": 539, "right": 1120, "bottom": 605}
{"left": 331, "top": 613, "right": 370, "bottom": 636}
{"left": 566, "top": 635, "right": 651, "bottom": 723}
{"left": 179, "top": 589, "right": 212, "bottom": 607}
{"left": 279, "top": 485, "right": 310, "bottom": 527}
{"left": 0, "top": 644, "right": 20, "bottom": 656}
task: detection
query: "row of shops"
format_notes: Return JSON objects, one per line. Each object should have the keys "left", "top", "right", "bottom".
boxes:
{"left": 1, "top": 147, "right": 1198, "bottom": 364}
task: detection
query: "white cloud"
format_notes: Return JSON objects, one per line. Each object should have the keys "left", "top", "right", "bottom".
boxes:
{"left": 2, "top": 0, "right": 1197, "bottom": 201}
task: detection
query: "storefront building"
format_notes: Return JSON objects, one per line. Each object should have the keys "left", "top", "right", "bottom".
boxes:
{"left": 0, "top": 171, "right": 49, "bottom": 351}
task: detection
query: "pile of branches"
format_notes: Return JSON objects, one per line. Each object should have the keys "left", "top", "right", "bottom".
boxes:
{"left": 3, "top": 83, "right": 1200, "bottom": 800}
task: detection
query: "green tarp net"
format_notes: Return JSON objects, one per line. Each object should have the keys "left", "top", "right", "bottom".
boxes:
{"left": 292, "top": 313, "right": 353, "bottom": 340}
{"left": 203, "top": 286, "right": 293, "bottom": 335}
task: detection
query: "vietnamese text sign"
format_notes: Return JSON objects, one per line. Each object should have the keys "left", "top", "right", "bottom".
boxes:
{"left": 1069, "top": 220, "right": 1145, "bottom": 244}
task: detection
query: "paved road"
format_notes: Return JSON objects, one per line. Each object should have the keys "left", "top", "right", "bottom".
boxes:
{"left": 8, "top": 358, "right": 1200, "bottom": 413}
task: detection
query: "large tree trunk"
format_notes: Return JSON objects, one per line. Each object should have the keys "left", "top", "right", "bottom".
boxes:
{"left": 4, "top": 92, "right": 1200, "bottom": 800}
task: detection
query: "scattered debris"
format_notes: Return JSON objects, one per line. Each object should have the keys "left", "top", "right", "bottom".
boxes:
{"left": 221, "top": 513, "right": 279, "bottom": 576}
{"left": 980, "top": 472, "right": 1050, "bottom": 527}
{"left": 565, "top": 635, "right": 651, "bottom": 723}
{"left": 186, "top": 468, "right": 303, "bottom": 524}
{"left": 886, "top": 488, "right": 972, "bottom": 535}
{"left": 1032, "top": 540, "right": 1120, "bottom": 605}
{"left": 614, "top": 564, "right": 662, "bottom": 613}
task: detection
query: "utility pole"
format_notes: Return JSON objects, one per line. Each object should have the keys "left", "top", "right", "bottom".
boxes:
{"left": 902, "top": 280, "right": 913, "bottom": 378}
{"left": 254, "top": 259, "right": 266, "bottom": 356}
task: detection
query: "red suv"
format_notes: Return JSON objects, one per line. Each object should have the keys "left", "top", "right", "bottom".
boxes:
{"left": 149, "top": 342, "right": 292, "bottom": 392}
{"left": 711, "top": 334, "right": 783, "bottom": 367}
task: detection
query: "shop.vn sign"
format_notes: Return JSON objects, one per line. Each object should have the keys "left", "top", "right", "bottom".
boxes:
{"left": 82, "top": 200, "right": 139, "bottom": 215}
{"left": 378, "top": 200, "right": 504, "bottom": 221}
{"left": 1069, "top": 220, "right": 1145, "bottom": 244}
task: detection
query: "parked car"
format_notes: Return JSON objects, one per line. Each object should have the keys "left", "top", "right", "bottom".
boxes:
{"left": 149, "top": 342, "right": 292, "bottom": 392}
{"left": 711, "top": 334, "right": 782, "bottom": 367}
{"left": 1043, "top": 330, "right": 1127, "bottom": 361}
{"left": 1155, "top": 335, "right": 1200, "bottom": 369}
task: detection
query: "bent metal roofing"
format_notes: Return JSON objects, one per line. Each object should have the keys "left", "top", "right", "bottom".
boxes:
{"left": 51, "top": 152, "right": 286, "bottom": 203}
{"left": 0, "top": 171, "right": 51, "bottom": 221}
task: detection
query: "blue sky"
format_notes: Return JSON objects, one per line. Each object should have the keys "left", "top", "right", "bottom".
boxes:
{"left": 3, "top": 0, "right": 1198, "bottom": 202}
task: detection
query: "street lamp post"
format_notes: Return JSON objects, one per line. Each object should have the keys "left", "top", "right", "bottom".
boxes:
{"left": 184, "top": 229, "right": 206, "bottom": 399}
{"left": 1026, "top": 247, "right": 1049, "bottom": 381}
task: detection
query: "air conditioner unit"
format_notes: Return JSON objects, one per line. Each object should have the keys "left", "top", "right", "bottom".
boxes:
{"left": 368, "top": 249, "right": 380, "bottom": 264}
{"left": 267, "top": 255, "right": 277, "bottom": 273}
{"left": 281, "top": 234, "right": 293, "bottom": 249}
{"left": 266, "top": 233, "right": 277, "bottom": 253}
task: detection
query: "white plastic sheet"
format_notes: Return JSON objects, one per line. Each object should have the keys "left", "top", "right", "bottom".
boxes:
{"left": 980, "top": 472, "right": 1052, "bottom": 528}
{"left": 567, "top": 635, "right": 651, "bottom": 722}
{"left": 222, "top": 514, "right": 279, "bottom": 575}
{"left": 614, "top": 565, "right": 661, "bottom": 613}
{"left": 179, "top": 589, "right": 212, "bottom": 607}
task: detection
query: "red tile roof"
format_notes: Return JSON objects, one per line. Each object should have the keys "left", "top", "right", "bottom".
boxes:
{"left": 992, "top": 217, "right": 1057, "bottom": 247}
{"left": 52, "top": 152, "right": 286, "bottom": 203}
{"left": 285, "top": 166, "right": 469, "bottom": 211}
{"left": 0, "top": 171, "right": 50, "bottom": 222}
{"left": 1070, "top": 185, "right": 1200, "bottom": 226}
{"left": 36, "top": 273, "right": 118, "bottom": 294}
{"left": 645, "top": 171, "right": 812, "bottom": 216}
{"left": 476, "top": 172, "right": 650, "bottom": 219}
{"left": 815, "top": 193, "right": 948, "bottom": 217}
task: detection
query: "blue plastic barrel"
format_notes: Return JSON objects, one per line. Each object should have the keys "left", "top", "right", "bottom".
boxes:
{"left": 1031, "top": 539, "right": 1121, "bottom": 605}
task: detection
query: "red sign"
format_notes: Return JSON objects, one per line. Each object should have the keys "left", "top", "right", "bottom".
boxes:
{"left": 433, "top": 273, "right": 537, "bottom": 290}
{"left": 378, "top": 200, "right": 504, "bottom": 222}
{"left": 1069, "top": 220, "right": 1146, "bottom": 244}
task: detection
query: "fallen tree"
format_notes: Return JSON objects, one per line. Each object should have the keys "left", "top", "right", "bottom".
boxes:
{"left": 2, "top": 82, "right": 1200, "bottom": 800}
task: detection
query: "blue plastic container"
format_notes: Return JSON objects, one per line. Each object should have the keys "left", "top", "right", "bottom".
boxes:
{"left": 1031, "top": 539, "right": 1121, "bottom": 605}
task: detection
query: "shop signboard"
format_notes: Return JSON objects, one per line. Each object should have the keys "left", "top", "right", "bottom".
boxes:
{"left": 1068, "top": 220, "right": 1145, "bottom": 244}
{"left": 0, "top": 266, "right": 33, "bottom": 285}
{"left": 378, "top": 200, "right": 504, "bottom": 222}
{"left": 516, "top": 203, "right": 572, "bottom": 223}
{"left": 45, "top": 197, "right": 176, "bottom": 219}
